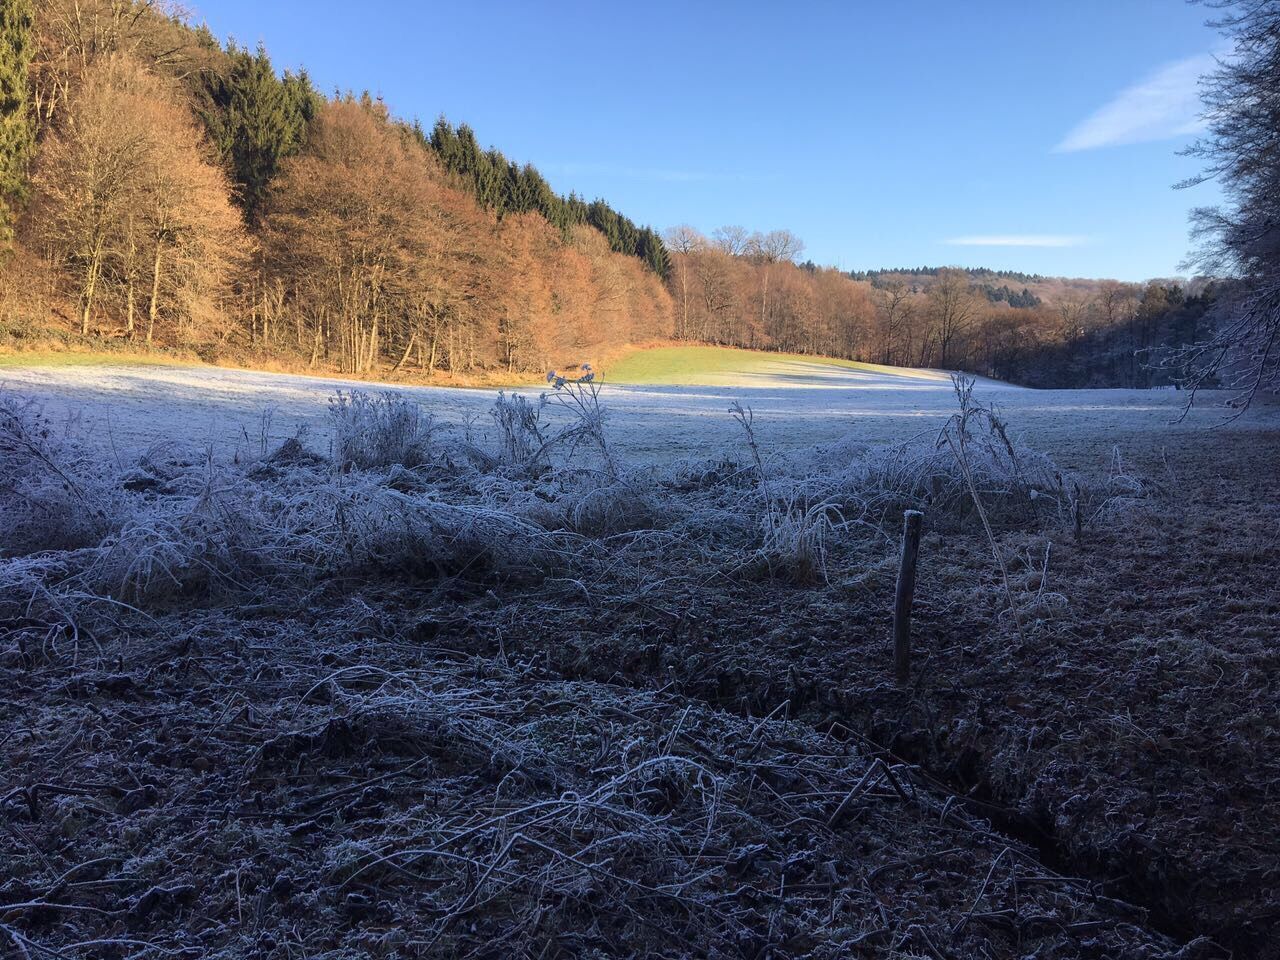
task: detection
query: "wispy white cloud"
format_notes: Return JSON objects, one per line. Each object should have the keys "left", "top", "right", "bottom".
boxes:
{"left": 1054, "top": 52, "right": 1214, "bottom": 153}
{"left": 945, "top": 234, "right": 1089, "bottom": 248}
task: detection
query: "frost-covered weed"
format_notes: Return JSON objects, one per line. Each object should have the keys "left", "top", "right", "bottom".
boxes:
{"left": 0, "top": 392, "right": 122, "bottom": 554}
{"left": 489, "top": 390, "right": 551, "bottom": 472}
{"left": 486, "top": 370, "right": 616, "bottom": 477}
{"left": 329, "top": 391, "right": 438, "bottom": 471}
{"left": 730, "top": 401, "right": 842, "bottom": 583}
{"left": 755, "top": 496, "right": 842, "bottom": 584}
{"left": 545, "top": 370, "right": 616, "bottom": 478}
{"left": 0, "top": 379, "right": 1151, "bottom": 615}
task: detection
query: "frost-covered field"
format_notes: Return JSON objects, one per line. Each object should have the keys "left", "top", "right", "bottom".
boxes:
{"left": 2, "top": 359, "right": 1273, "bottom": 463}
{"left": 3, "top": 357, "right": 1279, "bottom": 958}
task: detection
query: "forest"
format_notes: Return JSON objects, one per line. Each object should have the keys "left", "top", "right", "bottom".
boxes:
{"left": 0, "top": 0, "right": 1227, "bottom": 389}
{"left": 0, "top": 0, "right": 672, "bottom": 378}
{"left": 662, "top": 229, "right": 1220, "bottom": 388}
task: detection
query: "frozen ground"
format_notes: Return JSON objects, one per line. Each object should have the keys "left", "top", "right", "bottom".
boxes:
{"left": 2, "top": 358, "right": 1275, "bottom": 464}
{"left": 4, "top": 355, "right": 1280, "bottom": 957}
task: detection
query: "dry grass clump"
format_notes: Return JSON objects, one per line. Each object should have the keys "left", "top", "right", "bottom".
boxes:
{"left": 328, "top": 390, "right": 440, "bottom": 470}
{"left": 77, "top": 463, "right": 572, "bottom": 604}
{"left": 0, "top": 392, "right": 122, "bottom": 555}
{"left": 486, "top": 389, "right": 553, "bottom": 472}
{"left": 553, "top": 472, "right": 663, "bottom": 537}
{"left": 785, "top": 376, "right": 1150, "bottom": 543}
{"left": 729, "top": 401, "right": 844, "bottom": 584}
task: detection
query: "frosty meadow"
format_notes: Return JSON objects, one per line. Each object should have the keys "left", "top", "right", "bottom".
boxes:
{"left": 4, "top": 0, "right": 1280, "bottom": 956}
{"left": 1, "top": 352, "right": 1278, "bottom": 957}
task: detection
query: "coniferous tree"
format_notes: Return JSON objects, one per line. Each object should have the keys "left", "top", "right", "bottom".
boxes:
{"left": 0, "top": 0, "right": 34, "bottom": 243}
{"left": 425, "top": 118, "right": 669, "bottom": 274}
{"left": 198, "top": 43, "right": 319, "bottom": 220}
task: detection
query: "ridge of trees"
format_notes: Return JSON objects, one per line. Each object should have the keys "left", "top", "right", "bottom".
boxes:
{"left": 849, "top": 266, "right": 1048, "bottom": 284}
{"left": 662, "top": 224, "right": 1226, "bottom": 386}
{"left": 0, "top": 0, "right": 1264, "bottom": 395}
{"left": 423, "top": 118, "right": 669, "bottom": 278}
{"left": 1, "top": 0, "right": 672, "bottom": 378}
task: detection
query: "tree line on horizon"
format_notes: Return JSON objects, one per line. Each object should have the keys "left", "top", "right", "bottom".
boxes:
{"left": 660, "top": 224, "right": 1218, "bottom": 387}
{"left": 0, "top": 0, "right": 1271, "bottom": 396}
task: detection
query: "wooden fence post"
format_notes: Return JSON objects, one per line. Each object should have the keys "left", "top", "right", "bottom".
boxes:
{"left": 894, "top": 510, "right": 924, "bottom": 687}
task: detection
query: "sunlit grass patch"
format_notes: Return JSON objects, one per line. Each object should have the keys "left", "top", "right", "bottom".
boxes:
{"left": 602, "top": 343, "right": 961, "bottom": 387}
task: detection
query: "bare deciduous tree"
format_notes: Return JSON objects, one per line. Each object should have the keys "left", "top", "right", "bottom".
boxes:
{"left": 875, "top": 279, "right": 915, "bottom": 365}
{"left": 663, "top": 224, "right": 705, "bottom": 339}
{"left": 35, "top": 54, "right": 243, "bottom": 340}
{"left": 1173, "top": 0, "right": 1280, "bottom": 410}
{"left": 711, "top": 224, "right": 750, "bottom": 256}
{"left": 927, "top": 268, "right": 977, "bottom": 369}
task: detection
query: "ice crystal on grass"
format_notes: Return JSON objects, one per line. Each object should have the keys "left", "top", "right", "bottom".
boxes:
{"left": 329, "top": 390, "right": 439, "bottom": 471}
{"left": 0, "top": 391, "right": 122, "bottom": 555}
{"left": 0, "top": 380, "right": 1146, "bottom": 617}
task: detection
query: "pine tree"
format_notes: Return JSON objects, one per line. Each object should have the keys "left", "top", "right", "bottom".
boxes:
{"left": 429, "top": 116, "right": 461, "bottom": 168}
{"left": 424, "top": 119, "right": 668, "bottom": 274}
{"left": 637, "top": 228, "right": 670, "bottom": 280}
{"left": 0, "top": 0, "right": 34, "bottom": 242}
{"left": 198, "top": 43, "right": 319, "bottom": 220}
{"left": 586, "top": 200, "right": 620, "bottom": 250}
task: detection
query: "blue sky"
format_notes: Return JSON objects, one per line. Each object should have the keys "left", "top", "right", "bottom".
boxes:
{"left": 193, "top": 0, "right": 1225, "bottom": 281}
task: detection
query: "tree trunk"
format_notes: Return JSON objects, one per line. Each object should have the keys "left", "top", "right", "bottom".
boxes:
{"left": 146, "top": 243, "right": 163, "bottom": 345}
{"left": 391, "top": 332, "right": 416, "bottom": 373}
{"left": 80, "top": 250, "right": 101, "bottom": 336}
{"left": 125, "top": 278, "right": 135, "bottom": 339}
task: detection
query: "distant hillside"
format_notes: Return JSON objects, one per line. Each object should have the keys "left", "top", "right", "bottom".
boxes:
{"left": 849, "top": 266, "right": 1115, "bottom": 307}
{"left": 849, "top": 266, "right": 1046, "bottom": 284}
{"left": 0, "top": 0, "right": 672, "bottom": 379}
{"left": 663, "top": 232, "right": 1227, "bottom": 388}
{"left": 0, "top": 1, "right": 1231, "bottom": 392}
